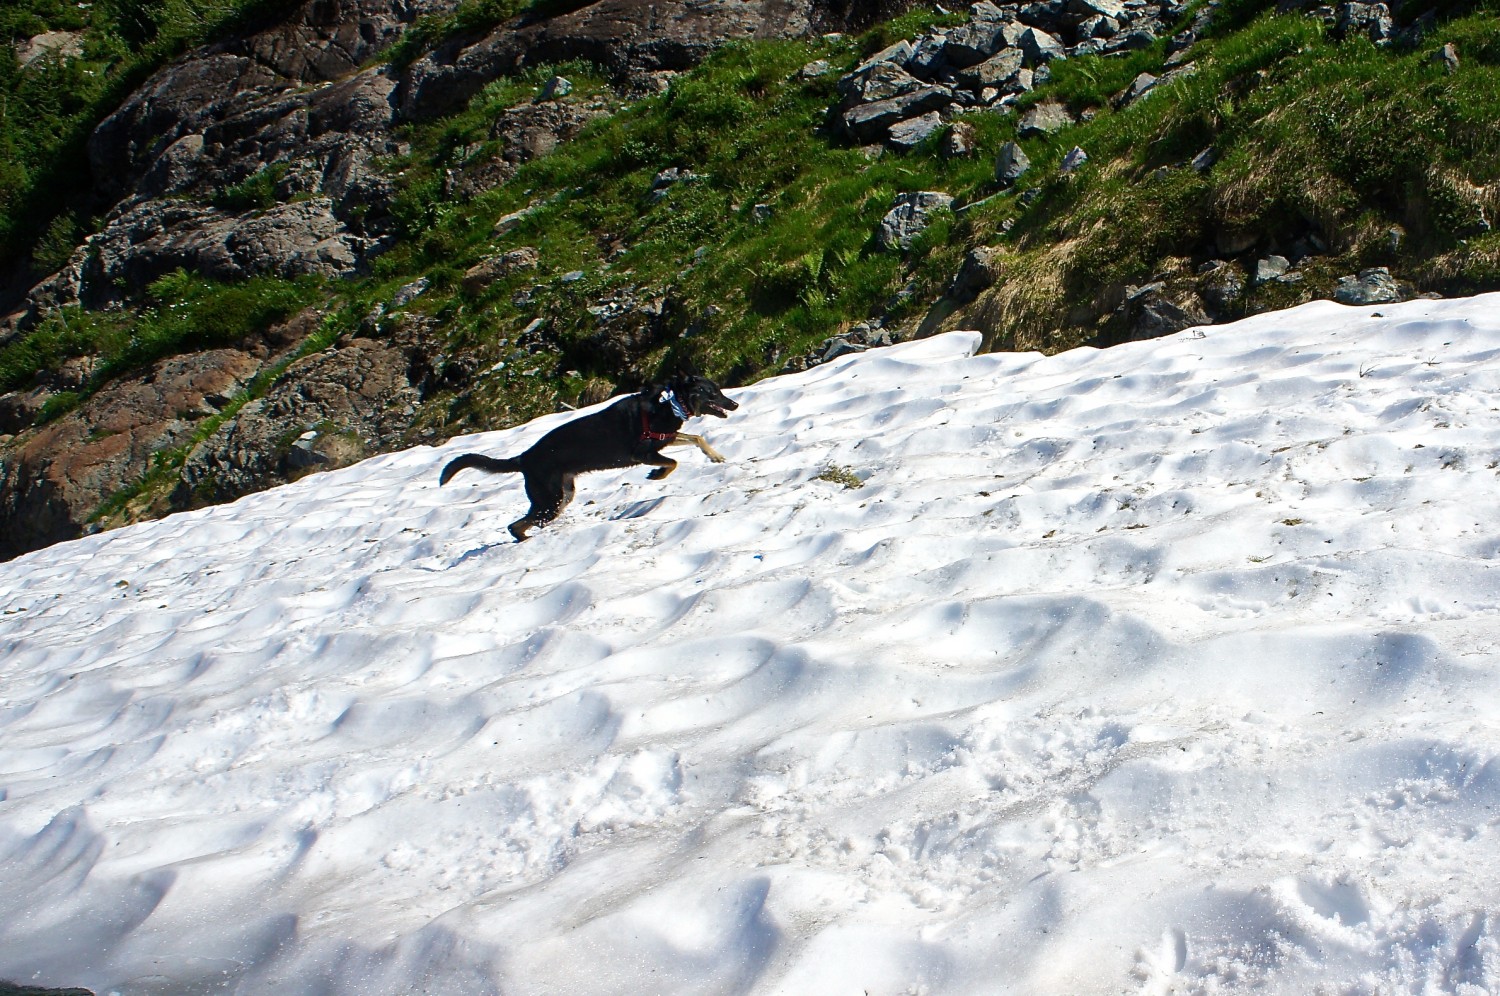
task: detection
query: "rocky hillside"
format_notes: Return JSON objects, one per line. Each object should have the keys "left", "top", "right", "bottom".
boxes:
{"left": 1, "top": 0, "right": 1497, "bottom": 560}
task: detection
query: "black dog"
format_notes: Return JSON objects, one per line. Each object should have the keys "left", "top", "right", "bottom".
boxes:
{"left": 439, "top": 375, "right": 739, "bottom": 541}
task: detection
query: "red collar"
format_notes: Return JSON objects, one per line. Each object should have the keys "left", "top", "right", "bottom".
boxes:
{"left": 640, "top": 408, "right": 675, "bottom": 443}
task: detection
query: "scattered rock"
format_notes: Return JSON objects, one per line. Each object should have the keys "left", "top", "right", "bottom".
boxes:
{"left": 1109, "top": 282, "right": 1211, "bottom": 342}
{"left": 1253, "top": 255, "right": 1292, "bottom": 284}
{"left": 462, "top": 247, "right": 540, "bottom": 296}
{"left": 878, "top": 191, "right": 955, "bottom": 250}
{"left": 949, "top": 246, "right": 1005, "bottom": 302}
{"left": 995, "top": 141, "right": 1032, "bottom": 184}
{"left": 391, "top": 278, "right": 429, "bottom": 309}
{"left": 1429, "top": 42, "right": 1459, "bottom": 74}
{"left": 953, "top": 47, "right": 1026, "bottom": 90}
{"left": 1060, "top": 146, "right": 1089, "bottom": 173}
{"left": 888, "top": 111, "right": 947, "bottom": 151}
{"left": 1113, "top": 71, "right": 1158, "bottom": 108}
{"left": 1333, "top": 267, "right": 1403, "bottom": 305}
{"left": 1197, "top": 260, "right": 1246, "bottom": 316}
{"left": 539, "top": 75, "right": 573, "bottom": 100}
{"left": 1017, "top": 100, "right": 1074, "bottom": 137}
{"left": 15, "top": 30, "right": 84, "bottom": 66}
{"left": 841, "top": 85, "right": 956, "bottom": 142}
{"left": 943, "top": 121, "right": 976, "bottom": 157}
{"left": 1017, "top": 26, "right": 1068, "bottom": 64}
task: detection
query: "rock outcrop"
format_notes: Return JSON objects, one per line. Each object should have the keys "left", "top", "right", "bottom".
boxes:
{"left": 0, "top": 313, "right": 313, "bottom": 561}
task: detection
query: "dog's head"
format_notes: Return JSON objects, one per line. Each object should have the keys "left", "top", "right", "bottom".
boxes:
{"left": 665, "top": 375, "right": 738, "bottom": 419}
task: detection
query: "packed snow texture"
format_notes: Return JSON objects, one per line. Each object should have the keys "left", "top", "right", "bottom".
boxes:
{"left": 6, "top": 294, "right": 1500, "bottom": 995}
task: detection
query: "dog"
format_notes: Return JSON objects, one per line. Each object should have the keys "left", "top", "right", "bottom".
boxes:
{"left": 439, "top": 375, "right": 739, "bottom": 541}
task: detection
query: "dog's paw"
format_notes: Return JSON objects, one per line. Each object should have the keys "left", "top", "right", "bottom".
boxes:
{"left": 647, "top": 466, "right": 674, "bottom": 480}
{"left": 703, "top": 447, "right": 726, "bottom": 463}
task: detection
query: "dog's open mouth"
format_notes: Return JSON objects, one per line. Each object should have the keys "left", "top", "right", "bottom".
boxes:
{"left": 702, "top": 398, "right": 737, "bottom": 417}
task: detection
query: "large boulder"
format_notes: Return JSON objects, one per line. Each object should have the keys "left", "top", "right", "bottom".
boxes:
{"left": 72, "top": 199, "right": 367, "bottom": 309}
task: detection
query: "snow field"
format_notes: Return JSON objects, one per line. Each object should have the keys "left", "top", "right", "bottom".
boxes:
{"left": 4, "top": 295, "right": 1500, "bottom": 992}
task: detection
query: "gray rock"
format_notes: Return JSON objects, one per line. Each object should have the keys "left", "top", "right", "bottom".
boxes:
{"left": 494, "top": 202, "right": 542, "bottom": 236}
{"left": 907, "top": 34, "right": 952, "bottom": 79}
{"left": 540, "top": 75, "right": 573, "bottom": 100}
{"left": 1113, "top": 283, "right": 1211, "bottom": 342}
{"left": 1018, "top": 26, "right": 1068, "bottom": 64}
{"left": 1067, "top": 0, "right": 1128, "bottom": 18}
{"left": 943, "top": 121, "right": 976, "bottom": 158}
{"left": 1113, "top": 72, "right": 1158, "bottom": 108}
{"left": 949, "top": 246, "right": 1004, "bottom": 301}
{"left": 1334, "top": 1, "right": 1395, "bottom": 42}
{"left": 1253, "top": 255, "right": 1292, "bottom": 284}
{"left": 75, "top": 198, "right": 365, "bottom": 306}
{"left": 1333, "top": 267, "right": 1402, "bottom": 305}
{"left": 799, "top": 59, "right": 832, "bottom": 78}
{"left": 1104, "top": 27, "right": 1159, "bottom": 51}
{"left": 1197, "top": 260, "right": 1246, "bottom": 315}
{"left": 838, "top": 62, "right": 927, "bottom": 104}
{"left": 175, "top": 322, "right": 433, "bottom": 510}
{"left": 1017, "top": 0, "right": 1068, "bottom": 27}
{"left": 391, "top": 278, "right": 429, "bottom": 309}
{"left": 463, "top": 247, "right": 540, "bottom": 296}
{"left": 1017, "top": 100, "right": 1074, "bottom": 137}
{"left": 858, "top": 39, "right": 917, "bottom": 71}
{"left": 944, "top": 21, "right": 1011, "bottom": 66}
{"left": 1076, "top": 14, "right": 1121, "bottom": 39}
{"left": 995, "top": 141, "right": 1032, "bottom": 184}
{"left": 888, "top": 112, "right": 947, "bottom": 151}
{"left": 1429, "top": 42, "right": 1459, "bottom": 74}
{"left": 841, "top": 86, "right": 956, "bottom": 142}
{"left": 1059, "top": 146, "right": 1089, "bottom": 173}
{"left": 15, "top": 30, "right": 84, "bottom": 66}
{"left": 954, "top": 47, "right": 1026, "bottom": 90}
{"left": 971, "top": 1, "right": 1011, "bottom": 20}
{"left": 878, "top": 191, "right": 956, "bottom": 250}
{"left": 822, "top": 338, "right": 869, "bottom": 362}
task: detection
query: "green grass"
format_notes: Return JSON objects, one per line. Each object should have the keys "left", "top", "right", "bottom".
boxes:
{"left": 0, "top": 272, "right": 321, "bottom": 413}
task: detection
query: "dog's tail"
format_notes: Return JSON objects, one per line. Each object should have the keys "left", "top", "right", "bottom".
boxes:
{"left": 439, "top": 453, "right": 522, "bottom": 485}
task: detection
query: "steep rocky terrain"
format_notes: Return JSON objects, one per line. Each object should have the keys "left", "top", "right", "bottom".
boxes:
{"left": 0, "top": 0, "right": 917, "bottom": 559}
{"left": 1, "top": 0, "right": 1495, "bottom": 560}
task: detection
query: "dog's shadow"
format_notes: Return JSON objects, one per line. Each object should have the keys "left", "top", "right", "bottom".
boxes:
{"left": 613, "top": 497, "right": 667, "bottom": 521}
{"left": 450, "top": 541, "right": 511, "bottom": 566}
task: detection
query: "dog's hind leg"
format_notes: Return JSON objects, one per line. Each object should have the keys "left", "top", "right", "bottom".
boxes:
{"left": 509, "top": 472, "right": 576, "bottom": 541}
{"left": 644, "top": 455, "right": 679, "bottom": 480}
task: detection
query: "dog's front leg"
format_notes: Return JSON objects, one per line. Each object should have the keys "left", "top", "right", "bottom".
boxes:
{"left": 670, "top": 433, "right": 726, "bottom": 463}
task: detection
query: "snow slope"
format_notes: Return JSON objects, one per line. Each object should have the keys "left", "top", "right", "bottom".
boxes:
{"left": 6, "top": 293, "right": 1500, "bottom": 995}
